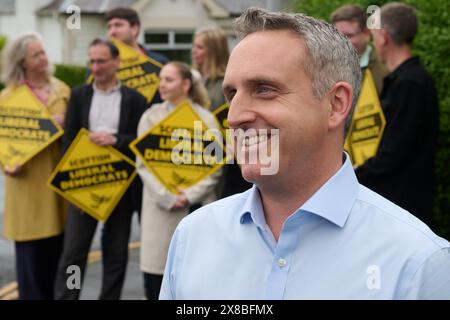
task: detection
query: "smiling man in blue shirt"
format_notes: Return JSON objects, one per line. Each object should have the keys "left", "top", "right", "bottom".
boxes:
{"left": 159, "top": 7, "right": 450, "bottom": 299}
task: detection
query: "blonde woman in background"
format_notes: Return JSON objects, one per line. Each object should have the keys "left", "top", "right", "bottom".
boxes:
{"left": 136, "top": 61, "right": 221, "bottom": 299}
{"left": 192, "top": 27, "right": 252, "bottom": 198}
{"left": 0, "top": 32, "right": 69, "bottom": 300}
{"left": 192, "top": 27, "right": 229, "bottom": 111}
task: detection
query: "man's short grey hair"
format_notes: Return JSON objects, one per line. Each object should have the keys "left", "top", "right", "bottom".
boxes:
{"left": 234, "top": 7, "right": 362, "bottom": 135}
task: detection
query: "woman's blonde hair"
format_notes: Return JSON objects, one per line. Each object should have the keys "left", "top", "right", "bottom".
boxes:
{"left": 193, "top": 27, "right": 229, "bottom": 81}
{"left": 167, "top": 61, "right": 210, "bottom": 108}
{"left": 1, "top": 32, "right": 51, "bottom": 86}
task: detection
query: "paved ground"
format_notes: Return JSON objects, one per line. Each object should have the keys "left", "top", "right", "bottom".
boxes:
{"left": 0, "top": 172, "right": 144, "bottom": 299}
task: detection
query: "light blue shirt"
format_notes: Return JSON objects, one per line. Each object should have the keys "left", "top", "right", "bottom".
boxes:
{"left": 360, "top": 45, "right": 372, "bottom": 69}
{"left": 160, "top": 155, "right": 450, "bottom": 299}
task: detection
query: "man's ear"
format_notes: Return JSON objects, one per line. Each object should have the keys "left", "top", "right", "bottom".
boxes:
{"left": 327, "top": 82, "right": 353, "bottom": 131}
{"left": 131, "top": 24, "right": 140, "bottom": 40}
{"left": 380, "top": 29, "right": 389, "bottom": 46}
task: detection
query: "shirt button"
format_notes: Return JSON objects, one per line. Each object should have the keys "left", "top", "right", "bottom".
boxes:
{"left": 278, "top": 258, "right": 287, "bottom": 268}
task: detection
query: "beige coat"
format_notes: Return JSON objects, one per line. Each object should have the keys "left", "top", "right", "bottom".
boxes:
{"left": 1, "top": 77, "right": 70, "bottom": 241}
{"left": 137, "top": 100, "right": 221, "bottom": 274}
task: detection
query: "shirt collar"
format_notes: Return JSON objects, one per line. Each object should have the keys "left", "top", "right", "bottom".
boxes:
{"left": 240, "top": 185, "right": 266, "bottom": 229}
{"left": 382, "top": 56, "right": 420, "bottom": 91}
{"left": 359, "top": 45, "right": 372, "bottom": 69}
{"left": 239, "top": 153, "right": 359, "bottom": 228}
{"left": 93, "top": 80, "right": 121, "bottom": 93}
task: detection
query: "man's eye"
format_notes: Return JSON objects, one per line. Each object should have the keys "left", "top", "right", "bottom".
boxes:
{"left": 256, "top": 86, "right": 274, "bottom": 95}
{"left": 226, "top": 90, "right": 236, "bottom": 102}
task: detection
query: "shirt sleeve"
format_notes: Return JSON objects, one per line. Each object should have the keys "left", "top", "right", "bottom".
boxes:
{"left": 402, "top": 248, "right": 450, "bottom": 299}
{"left": 159, "top": 225, "right": 183, "bottom": 300}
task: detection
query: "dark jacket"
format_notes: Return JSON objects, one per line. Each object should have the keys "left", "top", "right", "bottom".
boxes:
{"left": 63, "top": 83, "right": 148, "bottom": 211}
{"left": 356, "top": 57, "right": 439, "bottom": 225}
{"left": 139, "top": 44, "right": 169, "bottom": 105}
{"left": 140, "top": 44, "right": 169, "bottom": 66}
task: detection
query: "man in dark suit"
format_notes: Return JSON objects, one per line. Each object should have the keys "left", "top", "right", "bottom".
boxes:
{"left": 54, "top": 39, "right": 147, "bottom": 300}
{"left": 355, "top": 3, "right": 439, "bottom": 225}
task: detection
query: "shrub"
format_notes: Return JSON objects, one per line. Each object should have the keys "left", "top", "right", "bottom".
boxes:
{"left": 0, "top": 35, "right": 7, "bottom": 91}
{"left": 53, "top": 63, "right": 87, "bottom": 88}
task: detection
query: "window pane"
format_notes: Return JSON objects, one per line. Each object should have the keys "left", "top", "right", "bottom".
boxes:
{"left": 154, "top": 50, "right": 191, "bottom": 64}
{"left": 145, "top": 33, "right": 169, "bottom": 44}
{"left": 175, "top": 33, "right": 194, "bottom": 44}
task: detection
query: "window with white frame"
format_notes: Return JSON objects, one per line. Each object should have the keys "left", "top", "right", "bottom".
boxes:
{"left": 144, "top": 30, "right": 194, "bottom": 63}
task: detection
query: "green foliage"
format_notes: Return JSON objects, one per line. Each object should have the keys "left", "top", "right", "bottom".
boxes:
{"left": 53, "top": 64, "right": 87, "bottom": 88}
{"left": 293, "top": 0, "right": 450, "bottom": 239}
{"left": 0, "top": 35, "right": 7, "bottom": 91}
{"left": 0, "top": 35, "right": 7, "bottom": 51}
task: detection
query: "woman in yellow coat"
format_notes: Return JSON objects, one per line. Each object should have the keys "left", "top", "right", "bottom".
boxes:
{"left": 0, "top": 32, "right": 69, "bottom": 300}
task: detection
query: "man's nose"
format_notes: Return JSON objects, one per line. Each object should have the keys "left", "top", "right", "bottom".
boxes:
{"left": 227, "top": 92, "right": 257, "bottom": 129}
{"left": 91, "top": 64, "right": 101, "bottom": 73}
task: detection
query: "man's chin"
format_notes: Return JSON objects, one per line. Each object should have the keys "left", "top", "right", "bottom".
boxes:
{"left": 241, "top": 164, "right": 266, "bottom": 183}
{"left": 94, "top": 77, "right": 108, "bottom": 84}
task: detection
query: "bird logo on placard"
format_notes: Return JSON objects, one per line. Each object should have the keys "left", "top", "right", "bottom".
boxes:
{"left": 1, "top": 145, "right": 26, "bottom": 164}
{"left": 90, "top": 192, "right": 112, "bottom": 209}
{"left": 168, "top": 171, "right": 191, "bottom": 191}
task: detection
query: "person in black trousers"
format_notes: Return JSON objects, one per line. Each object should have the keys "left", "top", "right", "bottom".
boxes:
{"left": 355, "top": 3, "right": 439, "bottom": 226}
{"left": 53, "top": 39, "right": 147, "bottom": 300}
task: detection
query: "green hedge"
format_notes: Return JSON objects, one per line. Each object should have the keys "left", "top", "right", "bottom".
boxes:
{"left": 0, "top": 35, "right": 6, "bottom": 91}
{"left": 293, "top": 0, "right": 450, "bottom": 239}
{"left": 0, "top": 35, "right": 6, "bottom": 52}
{"left": 54, "top": 64, "right": 87, "bottom": 88}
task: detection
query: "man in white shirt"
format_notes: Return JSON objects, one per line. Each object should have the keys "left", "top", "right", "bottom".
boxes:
{"left": 54, "top": 39, "right": 148, "bottom": 300}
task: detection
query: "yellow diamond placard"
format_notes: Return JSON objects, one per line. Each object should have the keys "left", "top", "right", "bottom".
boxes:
{"left": 130, "top": 101, "right": 224, "bottom": 194}
{"left": 212, "top": 102, "right": 230, "bottom": 134}
{"left": 345, "top": 69, "right": 386, "bottom": 166}
{"left": 47, "top": 129, "right": 136, "bottom": 221}
{"left": 0, "top": 85, "right": 63, "bottom": 167}
{"left": 87, "top": 38, "right": 162, "bottom": 104}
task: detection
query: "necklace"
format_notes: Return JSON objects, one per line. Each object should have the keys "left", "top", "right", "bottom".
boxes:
{"left": 24, "top": 79, "right": 51, "bottom": 105}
